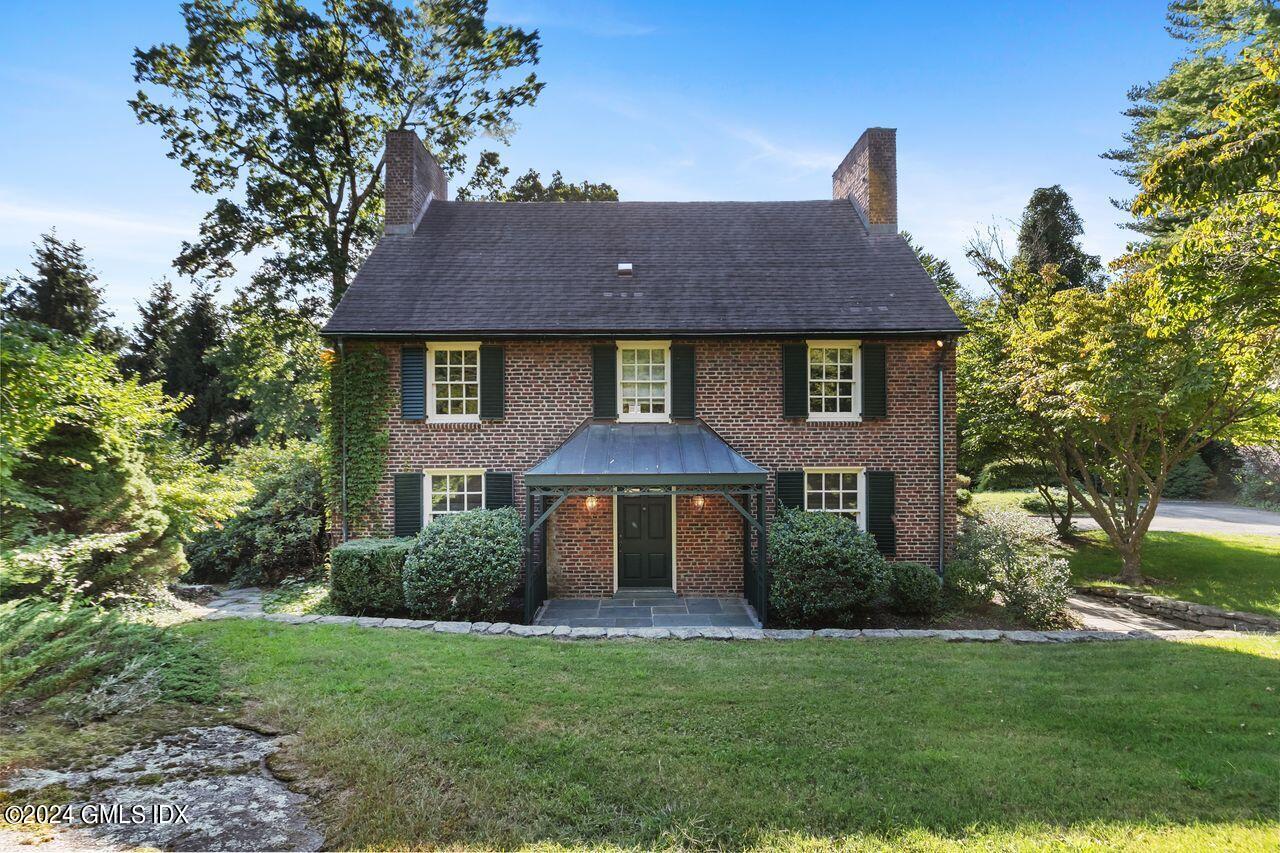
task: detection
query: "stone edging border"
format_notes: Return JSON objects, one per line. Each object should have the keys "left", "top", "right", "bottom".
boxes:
{"left": 201, "top": 610, "right": 1256, "bottom": 643}
{"left": 1076, "top": 586, "right": 1279, "bottom": 633}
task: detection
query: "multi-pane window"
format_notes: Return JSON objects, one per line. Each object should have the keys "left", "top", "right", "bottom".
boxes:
{"left": 426, "top": 471, "right": 484, "bottom": 521}
{"left": 618, "top": 343, "right": 669, "bottom": 421}
{"left": 807, "top": 342, "right": 859, "bottom": 419}
{"left": 805, "top": 468, "right": 863, "bottom": 525}
{"left": 429, "top": 345, "right": 479, "bottom": 419}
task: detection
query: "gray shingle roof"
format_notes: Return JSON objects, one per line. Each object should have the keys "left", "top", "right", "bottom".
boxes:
{"left": 525, "top": 420, "right": 767, "bottom": 486}
{"left": 322, "top": 200, "right": 965, "bottom": 336}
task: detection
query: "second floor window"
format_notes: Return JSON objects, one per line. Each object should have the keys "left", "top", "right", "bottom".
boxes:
{"left": 429, "top": 344, "right": 479, "bottom": 420}
{"left": 618, "top": 342, "right": 670, "bottom": 421}
{"left": 808, "top": 341, "right": 859, "bottom": 420}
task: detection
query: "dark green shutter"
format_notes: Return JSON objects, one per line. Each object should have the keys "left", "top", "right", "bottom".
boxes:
{"left": 393, "top": 473, "right": 423, "bottom": 537}
{"left": 866, "top": 470, "right": 896, "bottom": 556}
{"left": 485, "top": 472, "right": 514, "bottom": 509}
{"left": 776, "top": 471, "right": 805, "bottom": 509}
{"left": 479, "top": 345, "right": 505, "bottom": 419}
{"left": 782, "top": 344, "right": 808, "bottom": 418}
{"left": 861, "top": 343, "right": 887, "bottom": 419}
{"left": 400, "top": 346, "right": 425, "bottom": 419}
{"left": 592, "top": 344, "right": 617, "bottom": 419}
{"left": 671, "top": 344, "right": 696, "bottom": 418}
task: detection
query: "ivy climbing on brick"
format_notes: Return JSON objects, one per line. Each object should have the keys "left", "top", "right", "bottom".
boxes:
{"left": 322, "top": 343, "right": 393, "bottom": 528}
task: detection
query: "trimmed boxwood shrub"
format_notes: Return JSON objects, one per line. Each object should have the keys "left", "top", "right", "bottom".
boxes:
{"left": 402, "top": 508, "right": 522, "bottom": 621}
{"left": 768, "top": 507, "right": 889, "bottom": 627}
{"left": 329, "top": 538, "right": 413, "bottom": 614}
{"left": 889, "top": 561, "right": 941, "bottom": 615}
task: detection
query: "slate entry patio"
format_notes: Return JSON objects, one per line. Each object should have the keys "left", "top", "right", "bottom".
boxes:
{"left": 535, "top": 588, "right": 760, "bottom": 628}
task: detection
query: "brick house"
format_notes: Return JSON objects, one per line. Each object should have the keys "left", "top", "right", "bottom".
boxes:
{"left": 322, "top": 127, "right": 965, "bottom": 625}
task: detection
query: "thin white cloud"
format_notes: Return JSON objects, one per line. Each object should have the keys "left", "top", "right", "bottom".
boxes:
{"left": 0, "top": 196, "right": 194, "bottom": 240}
{"left": 715, "top": 124, "right": 842, "bottom": 173}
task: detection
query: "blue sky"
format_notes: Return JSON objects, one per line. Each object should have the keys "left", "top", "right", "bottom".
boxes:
{"left": 0, "top": 0, "right": 1182, "bottom": 327}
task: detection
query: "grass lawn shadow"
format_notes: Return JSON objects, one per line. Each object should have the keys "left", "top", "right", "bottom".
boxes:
{"left": 185, "top": 620, "right": 1280, "bottom": 850}
{"left": 1070, "top": 531, "right": 1280, "bottom": 618}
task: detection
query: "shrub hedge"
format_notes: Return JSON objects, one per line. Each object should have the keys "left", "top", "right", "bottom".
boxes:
{"left": 889, "top": 561, "right": 941, "bottom": 615}
{"left": 976, "top": 458, "right": 1057, "bottom": 492}
{"left": 402, "top": 508, "right": 522, "bottom": 621}
{"left": 768, "top": 507, "right": 889, "bottom": 627}
{"left": 329, "top": 537, "right": 413, "bottom": 615}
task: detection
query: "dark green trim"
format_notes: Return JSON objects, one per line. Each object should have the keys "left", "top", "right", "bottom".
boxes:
{"left": 524, "top": 472, "right": 767, "bottom": 487}
{"left": 400, "top": 346, "right": 425, "bottom": 419}
{"left": 776, "top": 471, "right": 805, "bottom": 508}
{"left": 592, "top": 344, "right": 617, "bottom": 419}
{"left": 484, "top": 471, "right": 514, "bottom": 508}
{"left": 861, "top": 343, "right": 887, "bottom": 418}
{"left": 393, "top": 473, "right": 423, "bottom": 537}
{"left": 866, "top": 470, "right": 896, "bottom": 556}
{"left": 781, "top": 344, "right": 808, "bottom": 418}
{"left": 671, "top": 344, "right": 696, "bottom": 418}
{"left": 479, "top": 345, "right": 505, "bottom": 419}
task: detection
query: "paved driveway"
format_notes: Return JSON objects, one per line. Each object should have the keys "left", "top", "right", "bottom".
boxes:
{"left": 1073, "top": 500, "right": 1280, "bottom": 537}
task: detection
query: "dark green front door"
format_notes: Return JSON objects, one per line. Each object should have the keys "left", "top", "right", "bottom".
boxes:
{"left": 618, "top": 496, "right": 672, "bottom": 588}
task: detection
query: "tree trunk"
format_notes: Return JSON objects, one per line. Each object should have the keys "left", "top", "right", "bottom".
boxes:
{"left": 1118, "top": 546, "right": 1144, "bottom": 586}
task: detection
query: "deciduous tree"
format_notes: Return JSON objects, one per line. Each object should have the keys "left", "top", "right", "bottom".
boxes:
{"left": 132, "top": 0, "right": 543, "bottom": 306}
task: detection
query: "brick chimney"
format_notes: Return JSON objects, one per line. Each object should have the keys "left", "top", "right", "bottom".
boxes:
{"left": 384, "top": 129, "right": 448, "bottom": 235}
{"left": 832, "top": 127, "right": 897, "bottom": 234}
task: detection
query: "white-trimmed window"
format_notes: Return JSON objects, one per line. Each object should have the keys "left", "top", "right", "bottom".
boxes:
{"left": 617, "top": 341, "right": 670, "bottom": 422}
{"left": 428, "top": 343, "right": 480, "bottom": 421}
{"left": 807, "top": 340, "right": 860, "bottom": 421}
{"left": 804, "top": 467, "right": 865, "bottom": 528}
{"left": 425, "top": 470, "right": 484, "bottom": 522}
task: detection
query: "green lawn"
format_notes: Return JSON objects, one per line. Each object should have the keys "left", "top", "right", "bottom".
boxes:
{"left": 1070, "top": 531, "right": 1280, "bottom": 618}
{"left": 966, "top": 488, "right": 1043, "bottom": 516}
{"left": 180, "top": 619, "right": 1279, "bottom": 851}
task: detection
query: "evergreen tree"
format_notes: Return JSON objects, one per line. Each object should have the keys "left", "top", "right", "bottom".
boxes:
{"left": 1014, "top": 186, "right": 1105, "bottom": 293}
{"left": 903, "top": 231, "right": 965, "bottom": 309}
{"left": 164, "top": 284, "right": 249, "bottom": 457}
{"left": 121, "top": 280, "right": 180, "bottom": 383}
{"left": 2, "top": 232, "right": 122, "bottom": 350}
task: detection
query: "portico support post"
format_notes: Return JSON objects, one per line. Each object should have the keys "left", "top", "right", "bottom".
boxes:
{"left": 756, "top": 490, "right": 768, "bottom": 627}
{"left": 524, "top": 490, "right": 535, "bottom": 624}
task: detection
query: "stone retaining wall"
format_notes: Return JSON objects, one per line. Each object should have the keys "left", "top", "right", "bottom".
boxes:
{"left": 1077, "top": 586, "right": 1279, "bottom": 633}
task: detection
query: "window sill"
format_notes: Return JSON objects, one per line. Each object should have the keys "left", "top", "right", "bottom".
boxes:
{"left": 806, "top": 416, "right": 863, "bottom": 424}
{"left": 416, "top": 420, "right": 482, "bottom": 431}
{"left": 618, "top": 416, "right": 672, "bottom": 424}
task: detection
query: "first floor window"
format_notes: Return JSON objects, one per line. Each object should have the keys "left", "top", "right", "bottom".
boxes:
{"left": 804, "top": 468, "right": 863, "bottom": 526}
{"left": 429, "top": 344, "right": 479, "bottom": 419}
{"left": 808, "top": 341, "right": 859, "bottom": 419}
{"left": 618, "top": 342, "right": 670, "bottom": 420}
{"left": 426, "top": 471, "right": 484, "bottom": 521}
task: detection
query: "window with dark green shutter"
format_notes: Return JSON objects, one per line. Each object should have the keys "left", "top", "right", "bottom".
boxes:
{"left": 671, "top": 344, "right": 696, "bottom": 418}
{"left": 479, "top": 345, "right": 505, "bottom": 419}
{"left": 861, "top": 343, "right": 887, "bottom": 418}
{"left": 592, "top": 344, "right": 617, "bottom": 418}
{"left": 781, "top": 344, "right": 808, "bottom": 418}
{"left": 485, "top": 472, "right": 514, "bottom": 509}
{"left": 866, "top": 470, "right": 896, "bottom": 556}
{"left": 393, "top": 473, "right": 423, "bottom": 537}
{"left": 776, "top": 471, "right": 805, "bottom": 509}
{"left": 400, "top": 346, "right": 425, "bottom": 419}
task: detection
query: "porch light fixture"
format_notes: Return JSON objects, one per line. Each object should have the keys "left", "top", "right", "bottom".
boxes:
{"left": 936, "top": 339, "right": 944, "bottom": 348}
{"left": 694, "top": 495, "right": 705, "bottom": 509}
{"left": 585, "top": 496, "right": 598, "bottom": 510}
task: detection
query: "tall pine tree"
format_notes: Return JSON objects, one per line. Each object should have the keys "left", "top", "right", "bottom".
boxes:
{"left": 2, "top": 232, "right": 122, "bottom": 351}
{"left": 164, "top": 284, "right": 249, "bottom": 458}
{"left": 1014, "top": 186, "right": 1105, "bottom": 294}
{"left": 122, "top": 280, "right": 180, "bottom": 383}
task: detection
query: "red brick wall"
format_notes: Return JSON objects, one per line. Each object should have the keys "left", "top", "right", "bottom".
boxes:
{"left": 675, "top": 495, "right": 744, "bottom": 596}
{"left": 334, "top": 337, "right": 957, "bottom": 589}
{"left": 547, "top": 497, "right": 613, "bottom": 598}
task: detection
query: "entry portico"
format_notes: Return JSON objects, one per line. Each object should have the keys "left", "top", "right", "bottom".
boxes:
{"left": 522, "top": 420, "right": 770, "bottom": 624}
